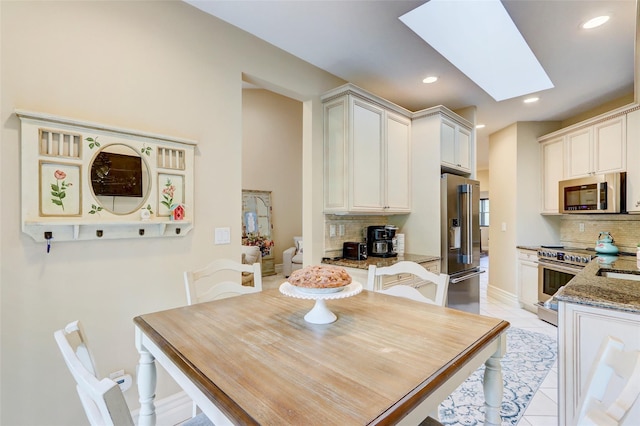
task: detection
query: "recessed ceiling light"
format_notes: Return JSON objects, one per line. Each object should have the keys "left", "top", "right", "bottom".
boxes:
{"left": 476, "top": 124, "right": 486, "bottom": 129}
{"left": 423, "top": 76, "right": 438, "bottom": 84}
{"left": 524, "top": 97, "right": 539, "bottom": 104}
{"left": 582, "top": 15, "right": 610, "bottom": 29}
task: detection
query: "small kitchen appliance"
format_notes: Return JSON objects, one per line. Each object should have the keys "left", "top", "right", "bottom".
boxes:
{"left": 595, "top": 231, "right": 619, "bottom": 254}
{"left": 366, "top": 225, "right": 397, "bottom": 258}
{"left": 558, "top": 172, "right": 626, "bottom": 214}
{"left": 342, "top": 242, "right": 367, "bottom": 260}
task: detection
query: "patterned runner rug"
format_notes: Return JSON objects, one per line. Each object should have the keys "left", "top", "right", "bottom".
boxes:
{"left": 438, "top": 327, "right": 557, "bottom": 425}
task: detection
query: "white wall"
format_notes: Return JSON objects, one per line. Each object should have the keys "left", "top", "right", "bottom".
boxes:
{"left": 242, "top": 89, "right": 303, "bottom": 265}
{"left": 488, "top": 122, "right": 561, "bottom": 303}
{"left": 476, "top": 169, "right": 489, "bottom": 194}
{"left": 0, "top": 2, "right": 343, "bottom": 425}
{"left": 488, "top": 124, "right": 518, "bottom": 301}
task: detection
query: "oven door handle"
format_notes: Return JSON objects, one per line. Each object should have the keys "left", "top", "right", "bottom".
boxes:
{"left": 538, "top": 261, "right": 583, "bottom": 274}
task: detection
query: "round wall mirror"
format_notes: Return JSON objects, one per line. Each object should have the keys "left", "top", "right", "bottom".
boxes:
{"left": 89, "top": 143, "right": 151, "bottom": 215}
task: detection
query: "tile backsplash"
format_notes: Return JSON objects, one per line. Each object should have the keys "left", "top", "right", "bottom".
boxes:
{"left": 560, "top": 214, "right": 640, "bottom": 253}
{"left": 324, "top": 215, "right": 390, "bottom": 257}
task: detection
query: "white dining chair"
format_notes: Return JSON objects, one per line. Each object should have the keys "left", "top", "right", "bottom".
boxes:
{"left": 54, "top": 320, "right": 212, "bottom": 426}
{"left": 184, "top": 258, "right": 262, "bottom": 305}
{"left": 367, "top": 261, "right": 450, "bottom": 307}
{"left": 575, "top": 336, "right": 640, "bottom": 426}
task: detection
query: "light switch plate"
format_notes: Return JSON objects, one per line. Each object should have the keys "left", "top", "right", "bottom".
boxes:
{"left": 214, "top": 227, "right": 231, "bottom": 244}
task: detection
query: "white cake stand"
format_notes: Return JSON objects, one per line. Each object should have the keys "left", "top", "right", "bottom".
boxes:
{"left": 279, "top": 281, "right": 363, "bottom": 324}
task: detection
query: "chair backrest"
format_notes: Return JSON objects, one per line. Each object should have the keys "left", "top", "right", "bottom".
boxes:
{"left": 184, "top": 258, "right": 262, "bottom": 305}
{"left": 576, "top": 336, "right": 640, "bottom": 426}
{"left": 367, "top": 261, "right": 450, "bottom": 306}
{"left": 54, "top": 321, "right": 134, "bottom": 426}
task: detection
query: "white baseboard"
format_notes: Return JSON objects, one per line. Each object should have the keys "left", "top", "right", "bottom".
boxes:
{"left": 131, "top": 391, "right": 193, "bottom": 426}
{"left": 487, "top": 285, "right": 520, "bottom": 308}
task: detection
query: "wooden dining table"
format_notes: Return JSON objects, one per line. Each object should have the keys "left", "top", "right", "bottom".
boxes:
{"left": 134, "top": 287, "right": 509, "bottom": 426}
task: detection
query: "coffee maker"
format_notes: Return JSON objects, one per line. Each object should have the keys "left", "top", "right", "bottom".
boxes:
{"left": 366, "top": 225, "right": 398, "bottom": 258}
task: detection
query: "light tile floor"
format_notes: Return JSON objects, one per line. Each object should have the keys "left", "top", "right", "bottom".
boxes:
{"left": 477, "top": 255, "right": 559, "bottom": 426}
{"left": 263, "top": 255, "right": 559, "bottom": 425}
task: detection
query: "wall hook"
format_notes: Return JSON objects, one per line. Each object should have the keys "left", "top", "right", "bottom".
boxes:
{"left": 44, "top": 231, "right": 53, "bottom": 253}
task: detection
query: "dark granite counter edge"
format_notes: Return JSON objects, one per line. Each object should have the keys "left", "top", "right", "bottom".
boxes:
{"left": 555, "top": 259, "right": 640, "bottom": 314}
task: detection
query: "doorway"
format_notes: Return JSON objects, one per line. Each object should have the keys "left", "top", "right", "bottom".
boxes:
{"left": 241, "top": 85, "right": 303, "bottom": 274}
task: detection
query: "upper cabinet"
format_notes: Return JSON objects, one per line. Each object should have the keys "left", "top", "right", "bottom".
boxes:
{"left": 565, "top": 116, "right": 626, "bottom": 179}
{"left": 412, "top": 106, "right": 474, "bottom": 177}
{"left": 17, "top": 110, "right": 196, "bottom": 242}
{"left": 440, "top": 116, "right": 472, "bottom": 174}
{"left": 538, "top": 104, "right": 636, "bottom": 214}
{"left": 626, "top": 108, "right": 640, "bottom": 213}
{"left": 322, "top": 84, "right": 411, "bottom": 214}
{"left": 540, "top": 137, "right": 565, "bottom": 214}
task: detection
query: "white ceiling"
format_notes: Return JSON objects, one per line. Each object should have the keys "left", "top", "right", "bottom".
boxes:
{"left": 185, "top": 0, "right": 636, "bottom": 171}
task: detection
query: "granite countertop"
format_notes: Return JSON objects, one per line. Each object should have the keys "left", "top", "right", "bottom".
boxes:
{"left": 322, "top": 253, "right": 440, "bottom": 270}
{"left": 555, "top": 256, "right": 640, "bottom": 314}
{"left": 516, "top": 245, "right": 541, "bottom": 251}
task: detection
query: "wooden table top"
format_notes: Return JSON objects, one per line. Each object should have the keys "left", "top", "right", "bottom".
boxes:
{"left": 134, "top": 288, "right": 509, "bottom": 425}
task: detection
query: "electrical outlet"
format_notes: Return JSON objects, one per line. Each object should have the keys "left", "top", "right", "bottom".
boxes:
{"left": 579, "top": 223, "right": 585, "bottom": 232}
{"left": 339, "top": 224, "right": 345, "bottom": 236}
{"left": 329, "top": 225, "right": 336, "bottom": 237}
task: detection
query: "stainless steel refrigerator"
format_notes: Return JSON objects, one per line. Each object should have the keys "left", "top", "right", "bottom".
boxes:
{"left": 441, "top": 174, "right": 482, "bottom": 314}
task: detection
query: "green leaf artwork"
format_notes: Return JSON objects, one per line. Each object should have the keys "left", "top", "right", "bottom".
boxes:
{"left": 141, "top": 145, "right": 152, "bottom": 156}
{"left": 86, "top": 136, "right": 100, "bottom": 149}
{"left": 89, "top": 204, "right": 103, "bottom": 215}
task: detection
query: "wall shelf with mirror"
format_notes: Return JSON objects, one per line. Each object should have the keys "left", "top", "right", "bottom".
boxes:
{"left": 17, "top": 110, "right": 196, "bottom": 242}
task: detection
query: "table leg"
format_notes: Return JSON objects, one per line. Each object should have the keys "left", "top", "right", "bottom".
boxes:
{"left": 483, "top": 333, "right": 507, "bottom": 426}
{"left": 135, "top": 327, "right": 157, "bottom": 426}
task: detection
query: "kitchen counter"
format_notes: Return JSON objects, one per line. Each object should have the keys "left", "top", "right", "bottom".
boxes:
{"left": 555, "top": 256, "right": 640, "bottom": 314}
{"left": 322, "top": 253, "right": 440, "bottom": 270}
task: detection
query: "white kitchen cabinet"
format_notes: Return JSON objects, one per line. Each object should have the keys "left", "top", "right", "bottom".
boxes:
{"left": 540, "top": 137, "right": 565, "bottom": 214}
{"left": 539, "top": 105, "right": 634, "bottom": 214}
{"left": 565, "top": 116, "right": 626, "bottom": 179}
{"left": 440, "top": 116, "right": 471, "bottom": 174}
{"left": 322, "top": 84, "right": 411, "bottom": 214}
{"left": 625, "top": 108, "right": 640, "bottom": 213}
{"left": 558, "top": 302, "right": 640, "bottom": 425}
{"left": 517, "top": 249, "right": 539, "bottom": 313}
{"left": 565, "top": 128, "right": 592, "bottom": 178}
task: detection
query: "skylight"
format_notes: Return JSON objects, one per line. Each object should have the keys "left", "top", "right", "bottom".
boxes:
{"left": 399, "top": 0, "right": 554, "bottom": 102}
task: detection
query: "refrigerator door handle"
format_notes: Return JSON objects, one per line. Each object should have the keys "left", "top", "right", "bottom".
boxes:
{"left": 459, "top": 183, "right": 473, "bottom": 265}
{"left": 450, "top": 269, "right": 485, "bottom": 284}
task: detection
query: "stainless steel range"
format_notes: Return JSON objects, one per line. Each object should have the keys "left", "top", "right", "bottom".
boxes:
{"left": 537, "top": 246, "right": 596, "bottom": 326}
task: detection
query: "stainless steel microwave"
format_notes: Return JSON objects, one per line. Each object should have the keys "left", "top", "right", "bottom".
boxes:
{"left": 559, "top": 172, "right": 626, "bottom": 214}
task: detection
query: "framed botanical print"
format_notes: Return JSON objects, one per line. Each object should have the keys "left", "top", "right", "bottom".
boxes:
{"left": 157, "top": 173, "right": 184, "bottom": 217}
{"left": 39, "top": 161, "right": 82, "bottom": 216}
